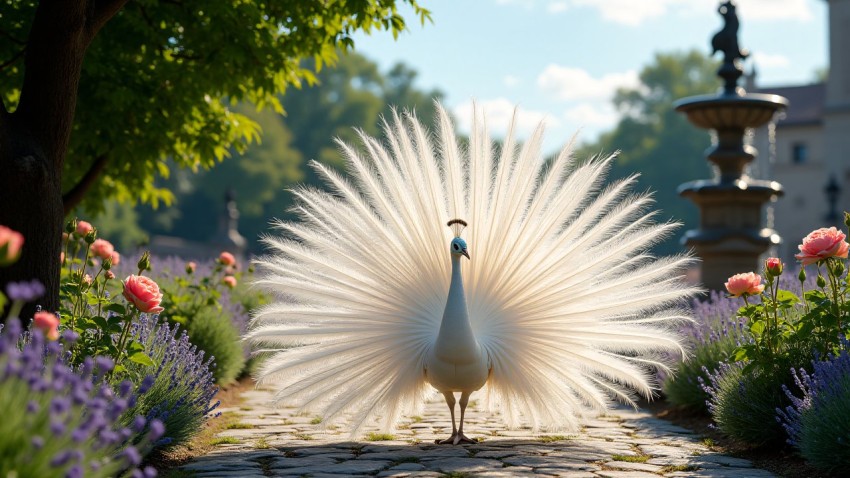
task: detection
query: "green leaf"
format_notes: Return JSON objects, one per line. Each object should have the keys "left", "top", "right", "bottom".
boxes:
{"left": 92, "top": 316, "right": 109, "bottom": 330}
{"left": 750, "top": 320, "right": 765, "bottom": 336}
{"left": 104, "top": 303, "right": 127, "bottom": 315}
{"left": 127, "top": 352, "right": 155, "bottom": 367}
{"left": 776, "top": 290, "right": 800, "bottom": 305}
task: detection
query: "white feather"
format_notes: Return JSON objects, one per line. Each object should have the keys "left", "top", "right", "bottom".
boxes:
{"left": 248, "top": 103, "right": 698, "bottom": 435}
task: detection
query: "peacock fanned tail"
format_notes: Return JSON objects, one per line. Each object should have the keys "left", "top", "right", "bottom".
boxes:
{"left": 247, "top": 103, "right": 699, "bottom": 435}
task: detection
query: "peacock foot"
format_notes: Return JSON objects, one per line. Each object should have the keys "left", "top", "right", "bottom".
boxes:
{"left": 435, "top": 432, "right": 477, "bottom": 445}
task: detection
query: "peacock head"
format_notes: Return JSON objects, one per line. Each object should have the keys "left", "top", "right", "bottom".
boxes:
{"left": 447, "top": 219, "right": 470, "bottom": 260}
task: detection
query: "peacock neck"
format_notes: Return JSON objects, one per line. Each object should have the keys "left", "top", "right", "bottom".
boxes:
{"left": 434, "top": 254, "right": 479, "bottom": 363}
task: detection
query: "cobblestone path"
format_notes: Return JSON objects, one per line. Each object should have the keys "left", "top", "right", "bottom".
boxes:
{"left": 180, "top": 387, "right": 775, "bottom": 478}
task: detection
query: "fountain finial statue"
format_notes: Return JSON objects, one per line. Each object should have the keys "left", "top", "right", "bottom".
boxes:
{"left": 711, "top": 1, "right": 749, "bottom": 95}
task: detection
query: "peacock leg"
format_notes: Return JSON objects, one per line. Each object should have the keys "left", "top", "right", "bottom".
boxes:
{"left": 454, "top": 391, "right": 477, "bottom": 444}
{"left": 436, "top": 391, "right": 459, "bottom": 444}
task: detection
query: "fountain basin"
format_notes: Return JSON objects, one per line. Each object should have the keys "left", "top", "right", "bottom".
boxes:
{"left": 674, "top": 93, "right": 788, "bottom": 130}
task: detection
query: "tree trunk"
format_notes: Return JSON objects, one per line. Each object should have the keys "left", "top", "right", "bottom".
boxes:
{"left": 0, "top": 122, "right": 63, "bottom": 318}
{"left": 0, "top": 0, "right": 128, "bottom": 321}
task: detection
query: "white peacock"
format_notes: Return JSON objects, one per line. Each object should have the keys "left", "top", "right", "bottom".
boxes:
{"left": 248, "top": 104, "right": 697, "bottom": 445}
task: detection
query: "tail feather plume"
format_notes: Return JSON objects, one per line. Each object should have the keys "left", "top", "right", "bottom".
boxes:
{"left": 248, "top": 103, "right": 697, "bottom": 434}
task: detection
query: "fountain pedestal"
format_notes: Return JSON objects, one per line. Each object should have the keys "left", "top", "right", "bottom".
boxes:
{"left": 675, "top": 92, "right": 787, "bottom": 290}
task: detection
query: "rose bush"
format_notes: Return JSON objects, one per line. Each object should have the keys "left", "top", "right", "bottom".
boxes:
{"left": 795, "top": 227, "right": 849, "bottom": 266}
{"left": 0, "top": 225, "right": 24, "bottom": 267}
{"left": 123, "top": 275, "right": 164, "bottom": 314}
{"left": 725, "top": 272, "right": 765, "bottom": 298}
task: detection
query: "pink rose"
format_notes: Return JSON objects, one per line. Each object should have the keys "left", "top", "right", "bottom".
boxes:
{"left": 765, "top": 257, "right": 783, "bottom": 277}
{"left": 725, "top": 272, "right": 765, "bottom": 298}
{"left": 0, "top": 225, "right": 24, "bottom": 266}
{"left": 186, "top": 261, "right": 197, "bottom": 274}
{"left": 223, "top": 276, "right": 237, "bottom": 288}
{"left": 90, "top": 239, "right": 115, "bottom": 260}
{"left": 795, "top": 227, "right": 850, "bottom": 266}
{"left": 110, "top": 251, "right": 121, "bottom": 266}
{"left": 105, "top": 271, "right": 115, "bottom": 280}
{"left": 123, "top": 275, "right": 164, "bottom": 314}
{"left": 83, "top": 274, "right": 93, "bottom": 286}
{"left": 33, "top": 311, "right": 60, "bottom": 341}
{"left": 219, "top": 251, "right": 236, "bottom": 266}
{"left": 76, "top": 220, "right": 93, "bottom": 236}
{"left": 60, "top": 252, "right": 65, "bottom": 263}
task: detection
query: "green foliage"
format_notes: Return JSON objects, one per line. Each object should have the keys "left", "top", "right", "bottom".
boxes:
{"left": 731, "top": 260, "right": 846, "bottom": 374}
{"left": 0, "top": 0, "right": 431, "bottom": 213}
{"left": 58, "top": 224, "right": 154, "bottom": 380}
{"left": 135, "top": 51, "right": 444, "bottom": 251}
{"left": 154, "top": 256, "right": 260, "bottom": 384}
{"left": 577, "top": 50, "right": 719, "bottom": 255}
{"left": 184, "top": 307, "right": 245, "bottom": 385}
{"left": 0, "top": 348, "right": 127, "bottom": 477}
{"left": 706, "top": 362, "right": 795, "bottom": 447}
{"left": 663, "top": 334, "right": 739, "bottom": 413}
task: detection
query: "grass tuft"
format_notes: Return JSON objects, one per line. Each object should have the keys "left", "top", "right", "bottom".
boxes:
{"left": 209, "top": 437, "right": 240, "bottom": 446}
{"left": 310, "top": 416, "right": 323, "bottom": 425}
{"left": 538, "top": 435, "right": 572, "bottom": 442}
{"left": 365, "top": 432, "right": 396, "bottom": 441}
{"left": 611, "top": 454, "right": 649, "bottom": 463}
{"left": 661, "top": 464, "right": 699, "bottom": 473}
{"left": 225, "top": 422, "right": 255, "bottom": 430}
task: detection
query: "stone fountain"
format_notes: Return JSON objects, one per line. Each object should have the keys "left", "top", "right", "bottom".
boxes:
{"left": 674, "top": 1, "right": 788, "bottom": 291}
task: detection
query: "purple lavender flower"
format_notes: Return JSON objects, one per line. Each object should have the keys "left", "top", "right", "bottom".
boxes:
{"left": 5, "top": 279, "right": 45, "bottom": 302}
{"left": 0, "top": 318, "right": 155, "bottom": 477}
{"left": 120, "top": 315, "right": 219, "bottom": 448}
{"left": 777, "top": 351, "right": 850, "bottom": 470}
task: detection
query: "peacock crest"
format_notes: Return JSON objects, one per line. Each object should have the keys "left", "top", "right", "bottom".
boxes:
{"left": 248, "top": 102, "right": 698, "bottom": 439}
{"left": 447, "top": 218, "right": 468, "bottom": 238}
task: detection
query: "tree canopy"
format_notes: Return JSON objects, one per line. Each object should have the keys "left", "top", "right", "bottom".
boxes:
{"left": 127, "top": 51, "right": 444, "bottom": 252}
{"left": 0, "top": 0, "right": 430, "bottom": 314}
{"left": 0, "top": 0, "right": 430, "bottom": 213}
{"left": 577, "top": 49, "right": 721, "bottom": 256}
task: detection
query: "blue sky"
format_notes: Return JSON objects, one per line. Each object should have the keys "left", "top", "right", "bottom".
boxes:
{"left": 351, "top": 0, "right": 828, "bottom": 153}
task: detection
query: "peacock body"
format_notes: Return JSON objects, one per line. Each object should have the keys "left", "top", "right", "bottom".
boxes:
{"left": 248, "top": 104, "right": 698, "bottom": 442}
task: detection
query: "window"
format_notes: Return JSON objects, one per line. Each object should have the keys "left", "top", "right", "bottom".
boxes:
{"left": 792, "top": 142, "right": 808, "bottom": 164}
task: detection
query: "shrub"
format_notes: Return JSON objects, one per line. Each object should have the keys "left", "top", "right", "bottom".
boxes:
{"left": 778, "top": 351, "right": 850, "bottom": 471}
{"left": 122, "top": 254, "right": 264, "bottom": 383}
{"left": 0, "top": 319, "right": 160, "bottom": 477}
{"left": 122, "top": 315, "right": 220, "bottom": 450}
{"left": 663, "top": 292, "right": 745, "bottom": 413}
{"left": 184, "top": 307, "right": 245, "bottom": 385}
{"left": 703, "top": 361, "right": 796, "bottom": 447}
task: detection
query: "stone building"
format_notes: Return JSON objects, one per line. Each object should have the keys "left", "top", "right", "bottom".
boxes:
{"left": 751, "top": 0, "right": 850, "bottom": 263}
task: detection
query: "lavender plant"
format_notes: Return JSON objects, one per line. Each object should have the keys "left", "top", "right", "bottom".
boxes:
{"left": 122, "top": 254, "right": 258, "bottom": 384}
{"left": 0, "top": 319, "right": 161, "bottom": 477}
{"left": 778, "top": 351, "right": 850, "bottom": 471}
{"left": 121, "top": 314, "right": 220, "bottom": 449}
{"left": 663, "top": 291, "right": 746, "bottom": 412}
{"left": 702, "top": 360, "right": 796, "bottom": 447}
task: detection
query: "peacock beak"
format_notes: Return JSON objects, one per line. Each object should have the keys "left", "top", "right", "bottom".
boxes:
{"left": 461, "top": 248, "right": 470, "bottom": 260}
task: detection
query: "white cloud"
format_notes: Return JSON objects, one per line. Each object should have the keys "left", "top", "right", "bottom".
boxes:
{"left": 735, "top": 0, "right": 812, "bottom": 22}
{"left": 453, "top": 99, "right": 562, "bottom": 140}
{"left": 537, "top": 65, "right": 639, "bottom": 102}
{"left": 547, "top": 1, "right": 569, "bottom": 13}
{"left": 751, "top": 52, "right": 791, "bottom": 69}
{"left": 570, "top": 0, "right": 670, "bottom": 26}
{"left": 563, "top": 103, "right": 620, "bottom": 128}
{"left": 503, "top": 75, "right": 521, "bottom": 87}
{"left": 560, "top": 0, "right": 812, "bottom": 26}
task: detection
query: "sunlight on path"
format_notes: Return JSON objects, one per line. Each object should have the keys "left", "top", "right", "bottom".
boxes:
{"left": 180, "top": 386, "right": 775, "bottom": 477}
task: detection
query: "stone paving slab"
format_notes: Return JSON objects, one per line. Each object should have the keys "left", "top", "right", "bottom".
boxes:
{"left": 180, "top": 386, "right": 776, "bottom": 477}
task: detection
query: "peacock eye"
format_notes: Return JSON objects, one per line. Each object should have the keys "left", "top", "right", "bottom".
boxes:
{"left": 453, "top": 244, "right": 460, "bottom": 250}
